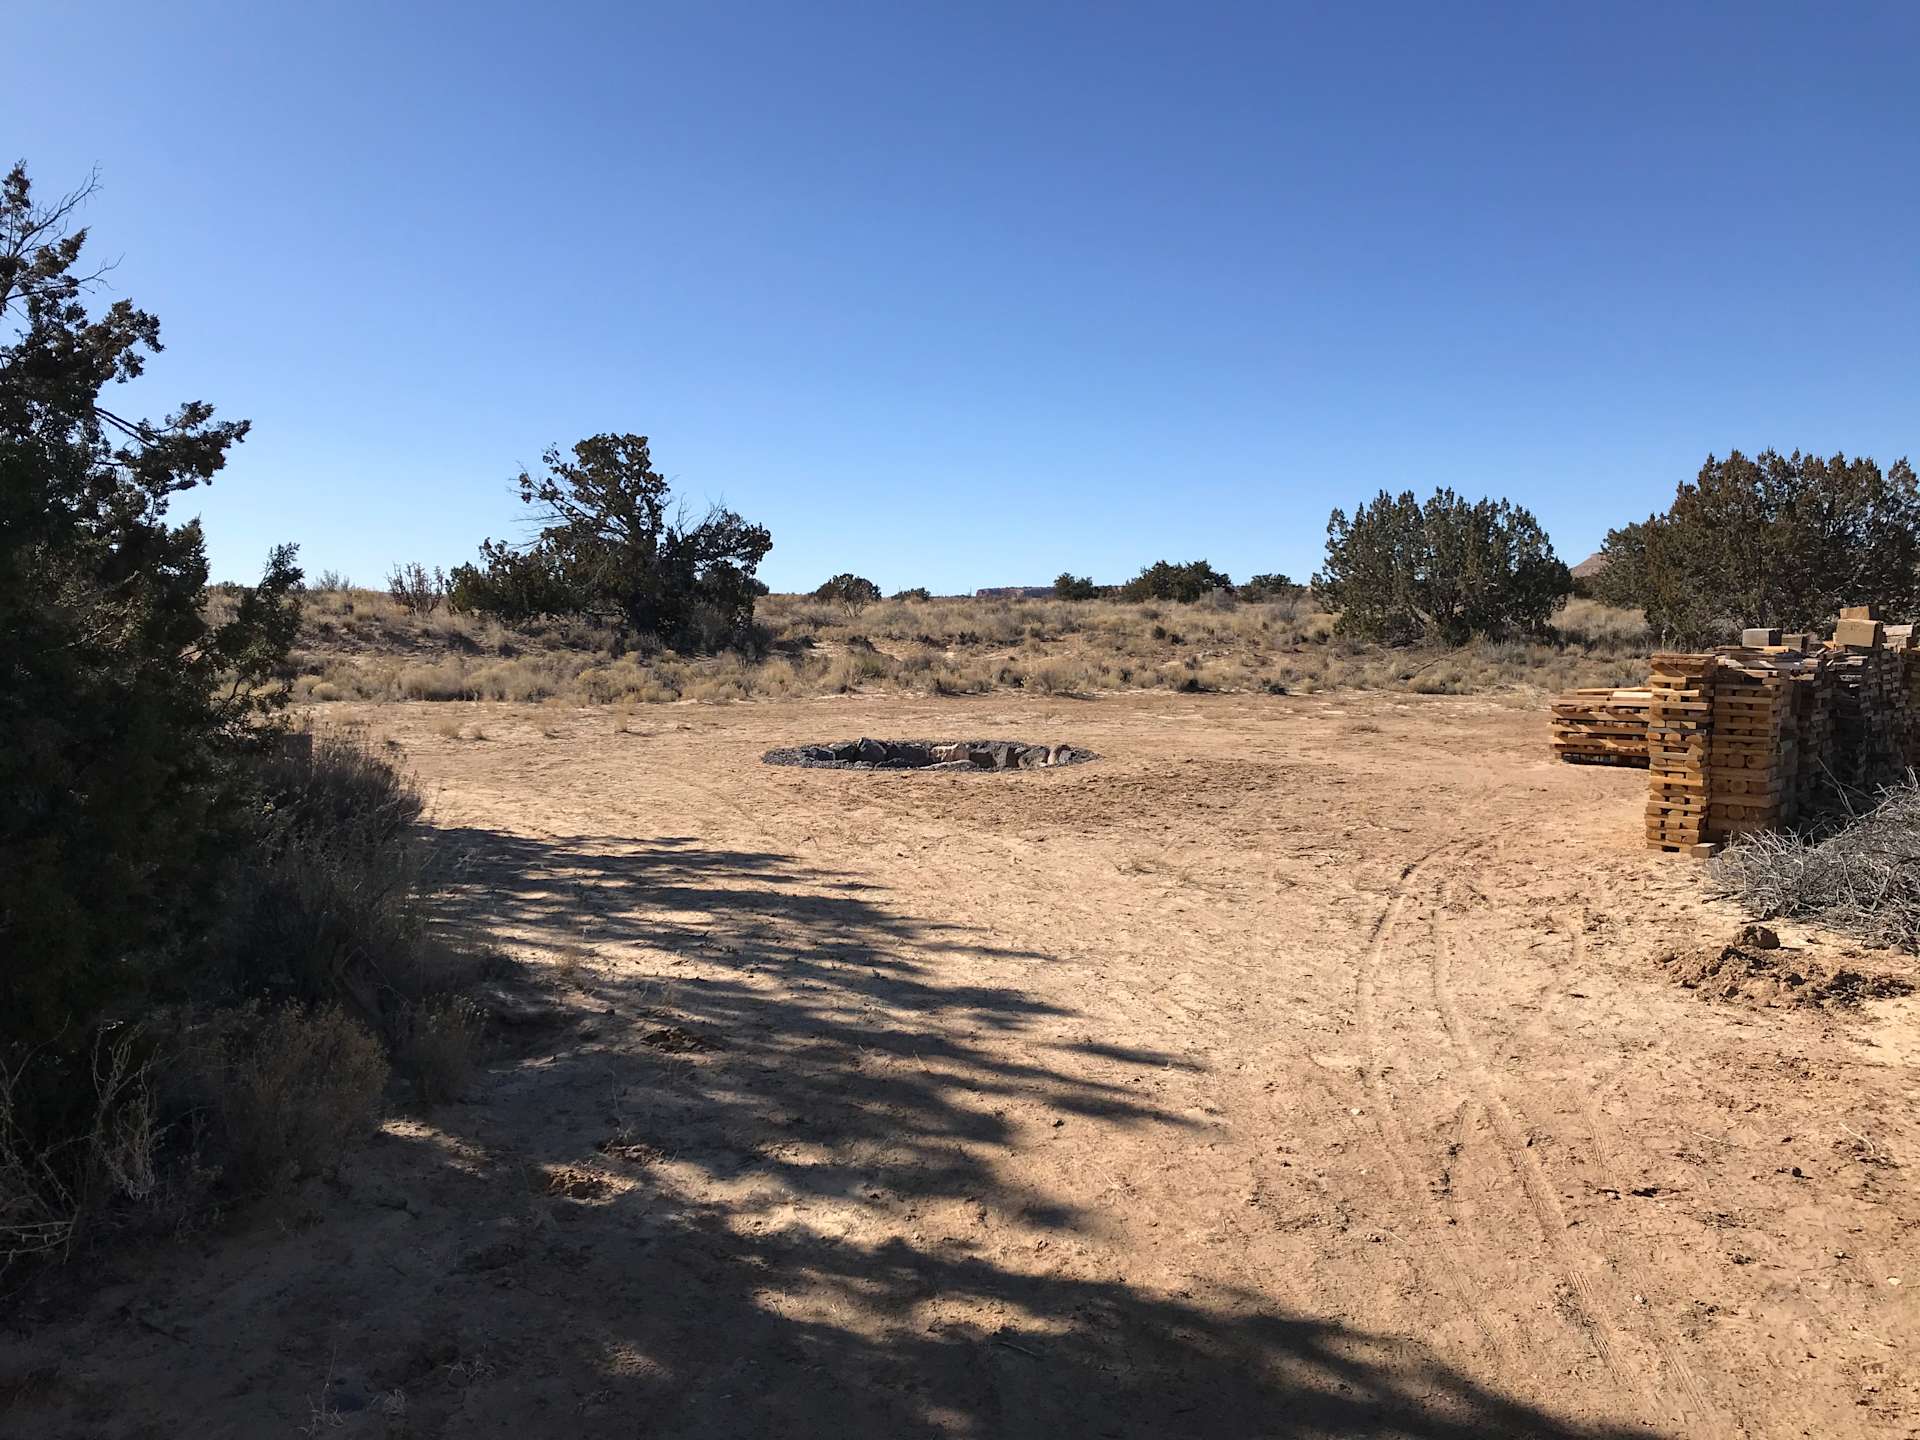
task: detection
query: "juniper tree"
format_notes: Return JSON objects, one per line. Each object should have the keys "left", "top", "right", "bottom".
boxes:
{"left": 814, "top": 573, "right": 881, "bottom": 613}
{"left": 1117, "top": 559, "right": 1232, "bottom": 603}
{"left": 450, "top": 433, "right": 771, "bottom": 648}
{"left": 1593, "top": 451, "right": 1920, "bottom": 644}
{"left": 1314, "top": 489, "right": 1569, "bottom": 643}
{"left": 0, "top": 162, "right": 301, "bottom": 1049}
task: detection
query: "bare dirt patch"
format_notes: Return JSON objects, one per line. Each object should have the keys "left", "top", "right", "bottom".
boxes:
{"left": 5, "top": 691, "right": 1916, "bottom": 1438}
{"left": 1659, "top": 930, "right": 1917, "bottom": 1009}
{"left": 534, "top": 1166, "right": 615, "bottom": 1201}
{"left": 594, "top": 1135, "right": 666, "bottom": 1166}
{"left": 638, "top": 1023, "right": 724, "bottom": 1054}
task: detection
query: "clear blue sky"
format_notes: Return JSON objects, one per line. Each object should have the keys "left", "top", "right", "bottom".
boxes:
{"left": 7, "top": 2, "right": 1916, "bottom": 592}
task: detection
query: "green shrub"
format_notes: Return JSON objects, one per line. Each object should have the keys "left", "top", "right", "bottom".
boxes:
{"left": 1314, "top": 489, "right": 1569, "bottom": 643}
{"left": 1593, "top": 450, "right": 1920, "bottom": 645}
{"left": 1, "top": 161, "right": 302, "bottom": 1184}
{"left": 814, "top": 573, "right": 882, "bottom": 613}
{"left": 448, "top": 434, "right": 772, "bottom": 650}
{"left": 1117, "top": 560, "right": 1232, "bottom": 603}
{"left": 1, "top": 167, "right": 509, "bottom": 1259}
{"left": 1240, "top": 572, "right": 1305, "bottom": 602}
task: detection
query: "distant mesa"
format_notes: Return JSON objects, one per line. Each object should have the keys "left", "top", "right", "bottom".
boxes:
{"left": 974, "top": 585, "right": 1054, "bottom": 599}
{"left": 1571, "top": 552, "right": 1610, "bottom": 579}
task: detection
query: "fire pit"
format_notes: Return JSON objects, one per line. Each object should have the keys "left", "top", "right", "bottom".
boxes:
{"left": 761, "top": 738, "right": 1096, "bottom": 771}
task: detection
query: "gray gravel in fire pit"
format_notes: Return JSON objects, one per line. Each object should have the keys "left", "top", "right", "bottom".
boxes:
{"left": 761, "top": 738, "right": 1096, "bottom": 771}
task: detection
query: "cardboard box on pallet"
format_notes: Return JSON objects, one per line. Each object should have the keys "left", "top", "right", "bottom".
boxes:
{"left": 1834, "top": 617, "right": 1886, "bottom": 649}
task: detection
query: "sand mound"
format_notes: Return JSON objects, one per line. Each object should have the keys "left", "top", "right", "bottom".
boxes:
{"left": 1659, "top": 931, "right": 1913, "bottom": 1009}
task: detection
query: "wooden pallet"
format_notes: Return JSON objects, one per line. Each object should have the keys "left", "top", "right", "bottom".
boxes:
{"left": 1647, "top": 840, "right": 1720, "bottom": 858}
{"left": 1645, "top": 654, "right": 1717, "bottom": 848}
{"left": 1550, "top": 686, "right": 1651, "bottom": 767}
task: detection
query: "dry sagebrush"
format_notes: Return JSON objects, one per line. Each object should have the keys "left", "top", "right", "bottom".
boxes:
{"left": 4, "top": 727, "right": 507, "bottom": 1273}
{"left": 205, "top": 1005, "right": 389, "bottom": 1193}
{"left": 279, "top": 588, "right": 1653, "bottom": 705}
{"left": 0, "top": 1028, "right": 161, "bottom": 1267}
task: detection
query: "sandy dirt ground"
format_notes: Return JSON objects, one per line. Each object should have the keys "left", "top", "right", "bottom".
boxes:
{"left": 6, "top": 691, "right": 1918, "bottom": 1438}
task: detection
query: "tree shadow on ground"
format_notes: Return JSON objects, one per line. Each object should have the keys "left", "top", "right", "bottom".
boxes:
{"left": 101, "top": 821, "right": 1659, "bottom": 1439}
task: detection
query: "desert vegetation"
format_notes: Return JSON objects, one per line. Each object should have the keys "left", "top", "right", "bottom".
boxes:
{"left": 280, "top": 515, "right": 1642, "bottom": 711}
{"left": 1592, "top": 449, "right": 1920, "bottom": 645}
{"left": 1714, "top": 775, "right": 1920, "bottom": 952}
{"left": 813, "top": 572, "right": 883, "bottom": 613}
{"left": 446, "top": 432, "right": 772, "bottom": 651}
{"left": 299, "top": 456, "right": 1920, "bottom": 717}
{"left": 387, "top": 560, "right": 450, "bottom": 616}
{"left": 275, "top": 585, "right": 1654, "bottom": 706}
{"left": 8, "top": 152, "right": 1919, "bottom": 1440}
{"left": 1315, "top": 488, "right": 1572, "bottom": 643}
{"left": 0, "top": 164, "right": 493, "bottom": 1274}
{"left": 1115, "top": 558, "right": 1235, "bottom": 602}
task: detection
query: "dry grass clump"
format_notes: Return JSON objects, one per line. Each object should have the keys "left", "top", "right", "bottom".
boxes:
{"left": 283, "top": 587, "right": 1651, "bottom": 706}
{"left": 1, "top": 1029, "right": 162, "bottom": 1266}
{"left": 1551, "top": 596, "right": 1652, "bottom": 646}
{"left": 388, "top": 997, "right": 485, "bottom": 1106}
{"left": 1713, "top": 778, "right": 1920, "bottom": 952}
{"left": 233, "top": 729, "right": 429, "bottom": 1010}
{"left": 202, "top": 1005, "right": 388, "bottom": 1193}
{"left": 1022, "top": 656, "right": 1099, "bottom": 695}
{"left": 239, "top": 727, "right": 509, "bottom": 1068}
{"left": 823, "top": 646, "right": 896, "bottom": 692}
{"left": 4, "top": 721, "right": 515, "bottom": 1280}
{"left": 229, "top": 584, "right": 616, "bottom": 661}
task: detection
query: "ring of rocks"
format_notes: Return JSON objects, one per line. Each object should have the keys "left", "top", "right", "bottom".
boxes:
{"left": 761, "top": 738, "right": 1097, "bottom": 772}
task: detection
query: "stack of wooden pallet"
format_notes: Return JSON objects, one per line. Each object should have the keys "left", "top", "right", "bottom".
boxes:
{"left": 1646, "top": 653, "right": 1716, "bottom": 854}
{"left": 1889, "top": 625, "right": 1920, "bottom": 768}
{"left": 1550, "top": 687, "right": 1651, "bottom": 766}
{"left": 1546, "top": 607, "right": 1920, "bottom": 858}
{"left": 1706, "top": 657, "right": 1791, "bottom": 838}
{"left": 1827, "top": 605, "right": 1905, "bottom": 789}
{"left": 1888, "top": 621, "right": 1915, "bottom": 769}
{"left": 1786, "top": 651, "right": 1834, "bottom": 816}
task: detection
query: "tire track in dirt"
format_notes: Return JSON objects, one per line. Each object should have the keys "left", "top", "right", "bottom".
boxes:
{"left": 1554, "top": 905, "right": 1719, "bottom": 1431}
{"left": 673, "top": 721, "right": 1712, "bottom": 1428}
{"left": 1427, "top": 874, "right": 1629, "bottom": 1385}
{"left": 1447, "top": 843, "right": 1718, "bottom": 1430}
{"left": 1351, "top": 851, "right": 1529, "bottom": 1382}
{"left": 1423, "top": 851, "right": 1713, "bottom": 1434}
